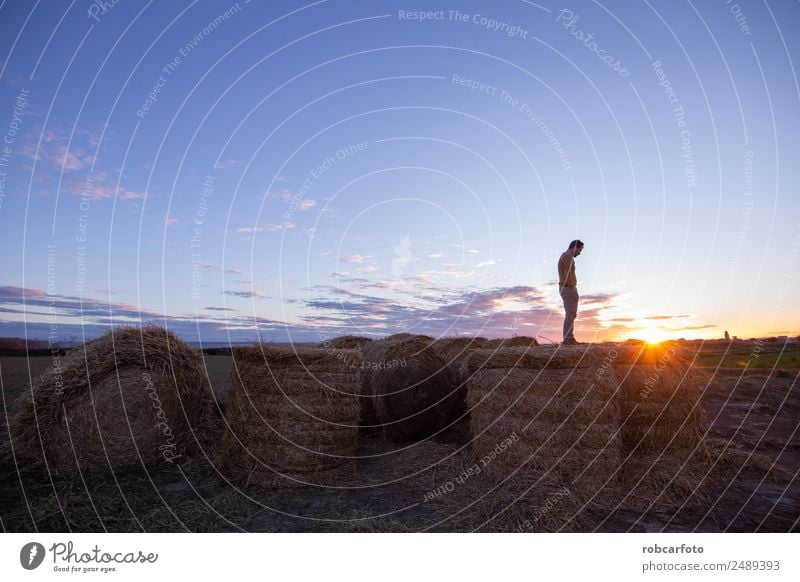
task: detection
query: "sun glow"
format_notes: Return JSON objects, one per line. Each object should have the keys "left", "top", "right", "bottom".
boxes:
{"left": 632, "top": 326, "right": 673, "bottom": 345}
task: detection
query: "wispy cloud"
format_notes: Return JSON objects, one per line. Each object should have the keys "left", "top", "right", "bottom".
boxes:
{"left": 0, "top": 285, "right": 302, "bottom": 342}
{"left": 18, "top": 123, "right": 145, "bottom": 201}
{"left": 199, "top": 263, "right": 250, "bottom": 277}
{"left": 221, "top": 289, "right": 266, "bottom": 298}
{"left": 234, "top": 226, "right": 264, "bottom": 239}
{"left": 0, "top": 285, "right": 161, "bottom": 322}
{"left": 474, "top": 259, "right": 497, "bottom": 268}
{"left": 664, "top": 324, "right": 717, "bottom": 331}
{"left": 266, "top": 222, "right": 295, "bottom": 231}
{"left": 63, "top": 172, "right": 145, "bottom": 200}
{"left": 55, "top": 144, "right": 88, "bottom": 170}
{"left": 213, "top": 159, "right": 241, "bottom": 170}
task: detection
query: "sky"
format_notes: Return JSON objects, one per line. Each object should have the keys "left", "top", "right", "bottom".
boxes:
{"left": 0, "top": 0, "right": 798, "bottom": 344}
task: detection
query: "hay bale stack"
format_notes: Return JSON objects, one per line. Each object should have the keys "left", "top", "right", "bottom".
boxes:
{"left": 463, "top": 345, "right": 622, "bottom": 498}
{"left": 361, "top": 337, "right": 459, "bottom": 441}
{"left": 220, "top": 344, "right": 362, "bottom": 487}
{"left": 11, "top": 325, "right": 211, "bottom": 475}
{"left": 612, "top": 342, "right": 708, "bottom": 509}
{"left": 324, "top": 335, "right": 373, "bottom": 349}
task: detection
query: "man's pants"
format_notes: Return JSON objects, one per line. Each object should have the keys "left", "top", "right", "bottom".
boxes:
{"left": 559, "top": 286, "right": 579, "bottom": 341}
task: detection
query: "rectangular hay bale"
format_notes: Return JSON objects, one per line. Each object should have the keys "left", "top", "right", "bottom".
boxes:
{"left": 465, "top": 346, "right": 623, "bottom": 498}
{"left": 220, "top": 344, "right": 362, "bottom": 488}
{"left": 612, "top": 348, "right": 709, "bottom": 510}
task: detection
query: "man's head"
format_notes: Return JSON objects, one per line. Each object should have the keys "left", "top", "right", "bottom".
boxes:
{"left": 567, "top": 239, "right": 584, "bottom": 257}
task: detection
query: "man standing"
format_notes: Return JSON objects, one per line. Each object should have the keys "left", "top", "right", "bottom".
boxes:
{"left": 558, "top": 240, "right": 584, "bottom": 345}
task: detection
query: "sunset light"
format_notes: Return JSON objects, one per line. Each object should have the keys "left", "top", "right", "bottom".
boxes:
{"left": 630, "top": 326, "right": 673, "bottom": 345}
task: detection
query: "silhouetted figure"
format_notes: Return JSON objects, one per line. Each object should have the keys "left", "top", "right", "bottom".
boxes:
{"left": 724, "top": 330, "right": 730, "bottom": 341}
{"left": 558, "top": 240, "right": 584, "bottom": 344}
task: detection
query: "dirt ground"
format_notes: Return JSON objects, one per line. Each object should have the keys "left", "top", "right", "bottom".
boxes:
{"left": 1, "top": 351, "right": 798, "bottom": 532}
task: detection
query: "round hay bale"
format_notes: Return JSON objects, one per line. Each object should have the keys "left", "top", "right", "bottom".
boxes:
{"left": 432, "top": 337, "right": 488, "bottom": 392}
{"left": 358, "top": 339, "right": 395, "bottom": 426}
{"left": 219, "top": 344, "right": 362, "bottom": 487}
{"left": 11, "top": 325, "right": 211, "bottom": 476}
{"left": 365, "top": 337, "right": 459, "bottom": 441}
{"left": 324, "top": 335, "right": 373, "bottom": 349}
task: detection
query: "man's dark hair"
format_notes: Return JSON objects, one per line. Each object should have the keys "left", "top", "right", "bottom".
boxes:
{"left": 568, "top": 239, "right": 584, "bottom": 249}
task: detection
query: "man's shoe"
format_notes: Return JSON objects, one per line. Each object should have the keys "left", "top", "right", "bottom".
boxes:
{"left": 561, "top": 339, "right": 582, "bottom": 345}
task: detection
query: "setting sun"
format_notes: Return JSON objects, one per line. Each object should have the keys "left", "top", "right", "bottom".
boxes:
{"left": 631, "top": 326, "right": 673, "bottom": 345}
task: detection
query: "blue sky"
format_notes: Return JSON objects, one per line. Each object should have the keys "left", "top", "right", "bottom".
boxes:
{"left": 0, "top": 0, "right": 798, "bottom": 343}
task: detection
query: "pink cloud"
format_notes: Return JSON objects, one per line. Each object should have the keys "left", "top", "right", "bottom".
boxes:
{"left": 0, "top": 286, "right": 46, "bottom": 299}
{"left": 55, "top": 145, "right": 87, "bottom": 171}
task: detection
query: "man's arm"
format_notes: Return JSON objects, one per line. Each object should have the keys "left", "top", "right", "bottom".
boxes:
{"left": 557, "top": 253, "right": 570, "bottom": 285}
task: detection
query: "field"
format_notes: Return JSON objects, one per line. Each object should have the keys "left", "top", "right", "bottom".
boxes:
{"left": 693, "top": 347, "right": 800, "bottom": 370}
{"left": 1, "top": 341, "right": 798, "bottom": 533}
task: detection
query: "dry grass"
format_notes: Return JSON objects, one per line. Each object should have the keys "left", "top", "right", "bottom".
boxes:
{"left": 378, "top": 440, "right": 469, "bottom": 483}
{"left": 219, "top": 344, "right": 362, "bottom": 488}
{"left": 10, "top": 325, "right": 211, "bottom": 476}
{"left": 352, "top": 435, "right": 592, "bottom": 532}
{"left": 432, "top": 464, "right": 590, "bottom": 532}
{"left": 705, "top": 438, "right": 795, "bottom": 484}
{"left": 725, "top": 374, "right": 800, "bottom": 412}
{"left": 344, "top": 510, "right": 419, "bottom": 532}
{"left": 617, "top": 450, "right": 711, "bottom": 511}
